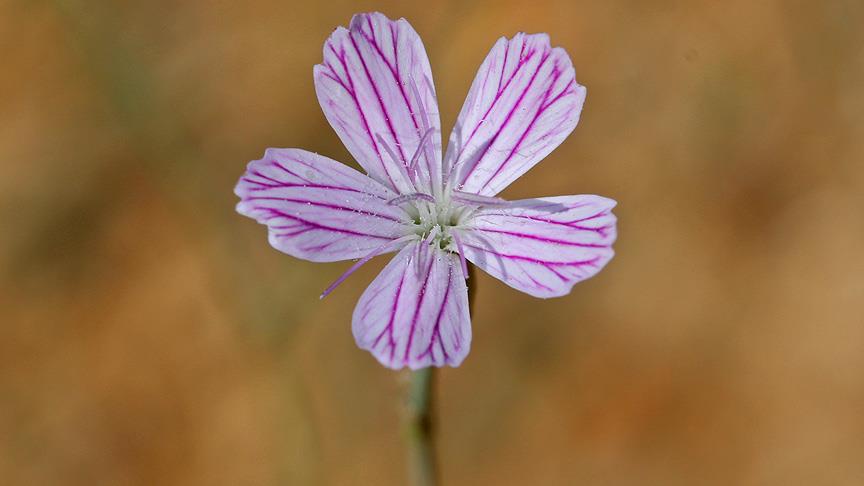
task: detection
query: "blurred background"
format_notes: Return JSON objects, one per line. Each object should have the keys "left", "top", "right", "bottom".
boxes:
{"left": 2, "top": 0, "right": 863, "bottom": 484}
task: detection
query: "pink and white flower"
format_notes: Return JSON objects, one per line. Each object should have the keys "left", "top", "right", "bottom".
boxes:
{"left": 235, "top": 12, "right": 617, "bottom": 369}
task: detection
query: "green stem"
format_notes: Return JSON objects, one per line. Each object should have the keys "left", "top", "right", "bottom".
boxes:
{"left": 404, "top": 265, "right": 476, "bottom": 486}
{"left": 406, "top": 367, "right": 437, "bottom": 486}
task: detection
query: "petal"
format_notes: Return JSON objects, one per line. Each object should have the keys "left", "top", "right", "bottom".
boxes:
{"left": 314, "top": 12, "right": 443, "bottom": 195}
{"left": 235, "top": 148, "right": 410, "bottom": 262}
{"left": 353, "top": 242, "right": 471, "bottom": 369}
{"left": 445, "top": 33, "right": 587, "bottom": 196}
{"left": 459, "top": 195, "right": 616, "bottom": 298}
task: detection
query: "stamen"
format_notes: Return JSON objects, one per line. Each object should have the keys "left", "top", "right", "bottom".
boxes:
{"left": 387, "top": 192, "right": 435, "bottom": 206}
{"left": 407, "top": 128, "right": 435, "bottom": 172}
{"left": 409, "top": 78, "right": 431, "bottom": 133}
{"left": 416, "top": 225, "right": 440, "bottom": 275}
{"left": 423, "top": 225, "right": 441, "bottom": 245}
{"left": 375, "top": 133, "right": 415, "bottom": 189}
{"left": 376, "top": 133, "right": 404, "bottom": 167}
{"left": 408, "top": 77, "right": 440, "bottom": 194}
{"left": 451, "top": 230, "right": 470, "bottom": 279}
{"left": 451, "top": 190, "right": 510, "bottom": 208}
{"left": 320, "top": 235, "right": 415, "bottom": 299}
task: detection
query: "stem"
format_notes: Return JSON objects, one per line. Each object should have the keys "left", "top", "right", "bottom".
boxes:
{"left": 404, "top": 265, "right": 476, "bottom": 486}
{"left": 406, "top": 368, "right": 437, "bottom": 486}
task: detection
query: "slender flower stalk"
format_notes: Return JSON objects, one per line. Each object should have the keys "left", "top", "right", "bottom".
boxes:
{"left": 405, "top": 367, "right": 436, "bottom": 486}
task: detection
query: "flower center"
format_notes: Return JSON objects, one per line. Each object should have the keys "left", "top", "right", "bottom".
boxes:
{"left": 415, "top": 202, "right": 455, "bottom": 250}
{"left": 394, "top": 195, "right": 468, "bottom": 251}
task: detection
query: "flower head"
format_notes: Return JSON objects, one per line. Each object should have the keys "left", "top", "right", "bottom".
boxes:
{"left": 235, "top": 12, "right": 617, "bottom": 369}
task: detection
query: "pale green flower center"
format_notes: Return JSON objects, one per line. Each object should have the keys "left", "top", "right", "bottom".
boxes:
{"left": 404, "top": 197, "right": 470, "bottom": 251}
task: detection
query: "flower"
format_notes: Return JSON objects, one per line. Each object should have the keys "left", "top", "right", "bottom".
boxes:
{"left": 235, "top": 12, "right": 617, "bottom": 369}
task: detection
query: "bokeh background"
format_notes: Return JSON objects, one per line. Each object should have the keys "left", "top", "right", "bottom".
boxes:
{"left": 3, "top": 0, "right": 863, "bottom": 484}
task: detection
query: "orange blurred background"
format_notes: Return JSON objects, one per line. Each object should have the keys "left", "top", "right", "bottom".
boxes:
{"left": 2, "top": 0, "right": 863, "bottom": 484}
